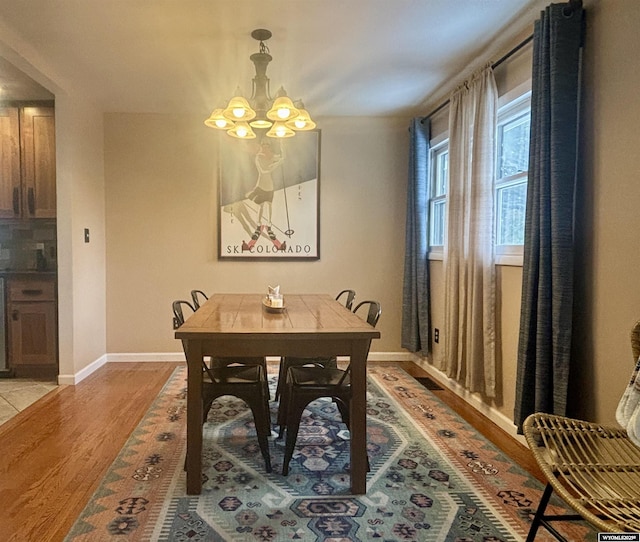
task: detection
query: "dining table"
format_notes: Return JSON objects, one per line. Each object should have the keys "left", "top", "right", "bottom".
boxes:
{"left": 174, "top": 293, "right": 381, "bottom": 495}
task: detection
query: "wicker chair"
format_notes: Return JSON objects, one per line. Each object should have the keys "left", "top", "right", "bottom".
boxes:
{"left": 522, "top": 319, "right": 640, "bottom": 541}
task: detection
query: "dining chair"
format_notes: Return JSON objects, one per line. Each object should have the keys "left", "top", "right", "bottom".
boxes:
{"left": 352, "top": 300, "right": 382, "bottom": 328}
{"left": 273, "top": 289, "right": 356, "bottom": 401}
{"left": 335, "top": 289, "right": 356, "bottom": 310}
{"left": 173, "top": 300, "right": 272, "bottom": 473}
{"left": 172, "top": 299, "right": 196, "bottom": 330}
{"left": 190, "top": 289, "right": 209, "bottom": 310}
{"left": 278, "top": 300, "right": 381, "bottom": 475}
{"left": 186, "top": 293, "right": 268, "bottom": 373}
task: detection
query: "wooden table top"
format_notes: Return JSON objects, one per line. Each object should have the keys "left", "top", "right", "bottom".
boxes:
{"left": 175, "top": 293, "right": 381, "bottom": 340}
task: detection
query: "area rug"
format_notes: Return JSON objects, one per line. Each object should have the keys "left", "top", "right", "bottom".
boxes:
{"left": 65, "top": 364, "right": 595, "bottom": 541}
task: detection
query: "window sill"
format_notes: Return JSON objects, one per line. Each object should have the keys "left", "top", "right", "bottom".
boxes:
{"left": 495, "top": 253, "right": 523, "bottom": 267}
{"left": 428, "top": 251, "right": 522, "bottom": 267}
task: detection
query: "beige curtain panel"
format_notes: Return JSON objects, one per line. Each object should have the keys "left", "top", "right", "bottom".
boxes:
{"left": 444, "top": 66, "right": 498, "bottom": 397}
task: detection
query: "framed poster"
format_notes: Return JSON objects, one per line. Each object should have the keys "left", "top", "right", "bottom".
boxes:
{"left": 218, "top": 131, "right": 320, "bottom": 260}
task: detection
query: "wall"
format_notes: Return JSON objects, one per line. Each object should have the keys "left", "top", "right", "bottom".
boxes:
{"left": 55, "top": 94, "right": 107, "bottom": 380}
{"left": 570, "top": 0, "right": 640, "bottom": 424}
{"left": 104, "top": 115, "right": 410, "bottom": 355}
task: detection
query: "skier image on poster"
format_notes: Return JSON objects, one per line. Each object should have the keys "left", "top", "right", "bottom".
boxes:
{"left": 218, "top": 131, "right": 319, "bottom": 260}
{"left": 243, "top": 140, "right": 287, "bottom": 251}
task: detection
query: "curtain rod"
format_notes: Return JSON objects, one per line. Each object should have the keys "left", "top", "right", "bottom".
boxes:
{"left": 420, "top": 0, "right": 583, "bottom": 122}
{"left": 421, "top": 33, "right": 533, "bottom": 122}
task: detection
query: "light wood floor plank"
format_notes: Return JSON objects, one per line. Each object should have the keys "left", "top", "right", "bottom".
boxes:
{"left": 0, "top": 362, "right": 180, "bottom": 542}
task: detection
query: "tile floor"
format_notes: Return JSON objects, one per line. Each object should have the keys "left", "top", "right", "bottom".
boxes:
{"left": 0, "top": 378, "right": 58, "bottom": 426}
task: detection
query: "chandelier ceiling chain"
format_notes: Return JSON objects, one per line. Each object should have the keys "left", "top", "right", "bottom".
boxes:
{"left": 205, "top": 28, "right": 316, "bottom": 139}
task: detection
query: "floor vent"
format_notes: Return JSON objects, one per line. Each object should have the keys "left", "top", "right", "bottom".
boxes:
{"left": 414, "top": 376, "right": 444, "bottom": 391}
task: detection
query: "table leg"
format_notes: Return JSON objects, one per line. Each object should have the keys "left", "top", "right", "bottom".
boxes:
{"left": 350, "top": 339, "right": 371, "bottom": 494}
{"left": 185, "top": 340, "right": 203, "bottom": 494}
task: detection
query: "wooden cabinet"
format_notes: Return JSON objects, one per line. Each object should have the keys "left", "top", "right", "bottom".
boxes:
{"left": 0, "top": 106, "right": 56, "bottom": 219}
{"left": 0, "top": 107, "right": 21, "bottom": 219}
{"left": 7, "top": 277, "right": 58, "bottom": 375}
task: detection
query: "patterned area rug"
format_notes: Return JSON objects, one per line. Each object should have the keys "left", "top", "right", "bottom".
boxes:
{"left": 65, "top": 364, "right": 595, "bottom": 541}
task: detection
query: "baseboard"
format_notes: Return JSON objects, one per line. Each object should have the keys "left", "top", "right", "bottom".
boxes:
{"left": 105, "top": 351, "right": 416, "bottom": 363}
{"left": 411, "top": 355, "right": 527, "bottom": 445}
{"left": 59, "top": 351, "right": 416, "bottom": 385}
{"left": 107, "top": 352, "right": 185, "bottom": 363}
{"left": 58, "top": 354, "right": 108, "bottom": 385}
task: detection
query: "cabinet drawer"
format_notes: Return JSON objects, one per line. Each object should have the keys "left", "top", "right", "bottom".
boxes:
{"left": 8, "top": 279, "right": 56, "bottom": 301}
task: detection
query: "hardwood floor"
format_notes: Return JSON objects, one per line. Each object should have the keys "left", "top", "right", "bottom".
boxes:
{"left": 388, "top": 360, "right": 545, "bottom": 481}
{"left": 0, "top": 362, "right": 180, "bottom": 542}
{"left": 0, "top": 360, "right": 542, "bottom": 541}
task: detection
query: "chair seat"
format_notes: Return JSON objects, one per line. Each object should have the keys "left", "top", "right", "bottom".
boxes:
{"left": 205, "top": 364, "right": 266, "bottom": 386}
{"left": 523, "top": 412, "right": 640, "bottom": 537}
{"left": 274, "top": 356, "right": 337, "bottom": 400}
{"left": 209, "top": 356, "right": 269, "bottom": 399}
{"left": 289, "top": 366, "right": 351, "bottom": 389}
{"left": 209, "top": 356, "right": 267, "bottom": 370}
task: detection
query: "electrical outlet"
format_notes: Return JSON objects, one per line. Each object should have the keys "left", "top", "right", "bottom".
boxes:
{"left": 434, "top": 328, "right": 440, "bottom": 343}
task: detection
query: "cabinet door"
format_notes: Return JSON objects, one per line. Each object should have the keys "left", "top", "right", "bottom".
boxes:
{"left": 8, "top": 302, "right": 57, "bottom": 366}
{"left": 0, "top": 107, "right": 22, "bottom": 218}
{"left": 20, "top": 107, "right": 56, "bottom": 218}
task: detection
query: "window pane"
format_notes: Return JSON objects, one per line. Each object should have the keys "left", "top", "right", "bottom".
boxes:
{"left": 435, "top": 151, "right": 448, "bottom": 196}
{"left": 497, "top": 182, "right": 527, "bottom": 245}
{"left": 499, "top": 114, "right": 530, "bottom": 178}
{"left": 430, "top": 200, "right": 446, "bottom": 246}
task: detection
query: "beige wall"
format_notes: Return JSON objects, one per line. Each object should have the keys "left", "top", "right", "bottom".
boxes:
{"left": 55, "top": 94, "right": 107, "bottom": 379}
{"left": 104, "top": 115, "right": 409, "bottom": 355}
{"left": 571, "top": 0, "right": 640, "bottom": 423}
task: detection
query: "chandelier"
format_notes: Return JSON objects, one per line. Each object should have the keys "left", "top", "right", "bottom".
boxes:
{"left": 204, "top": 29, "right": 316, "bottom": 139}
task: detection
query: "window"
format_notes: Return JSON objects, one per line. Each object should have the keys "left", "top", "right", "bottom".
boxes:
{"left": 495, "top": 92, "right": 531, "bottom": 260}
{"left": 429, "top": 139, "right": 448, "bottom": 255}
{"left": 427, "top": 90, "right": 531, "bottom": 265}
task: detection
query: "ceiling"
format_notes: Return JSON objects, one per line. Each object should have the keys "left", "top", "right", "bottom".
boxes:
{"left": 0, "top": 0, "right": 544, "bottom": 118}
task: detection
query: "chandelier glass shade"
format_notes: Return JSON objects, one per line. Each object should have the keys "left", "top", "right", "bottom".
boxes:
{"left": 204, "top": 29, "right": 316, "bottom": 139}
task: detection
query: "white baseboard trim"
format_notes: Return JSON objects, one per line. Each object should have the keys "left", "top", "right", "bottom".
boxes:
{"left": 107, "top": 352, "right": 185, "bottom": 363}
{"left": 58, "top": 351, "right": 416, "bottom": 385}
{"left": 411, "top": 355, "right": 527, "bottom": 446}
{"left": 105, "top": 351, "right": 416, "bottom": 363}
{"left": 58, "top": 354, "right": 108, "bottom": 385}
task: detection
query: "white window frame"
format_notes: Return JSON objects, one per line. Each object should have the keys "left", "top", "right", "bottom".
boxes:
{"left": 495, "top": 85, "right": 531, "bottom": 266}
{"left": 428, "top": 134, "right": 449, "bottom": 261}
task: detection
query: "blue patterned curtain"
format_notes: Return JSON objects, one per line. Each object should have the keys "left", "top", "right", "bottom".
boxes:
{"left": 514, "top": 2, "right": 585, "bottom": 429}
{"left": 401, "top": 118, "right": 431, "bottom": 354}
